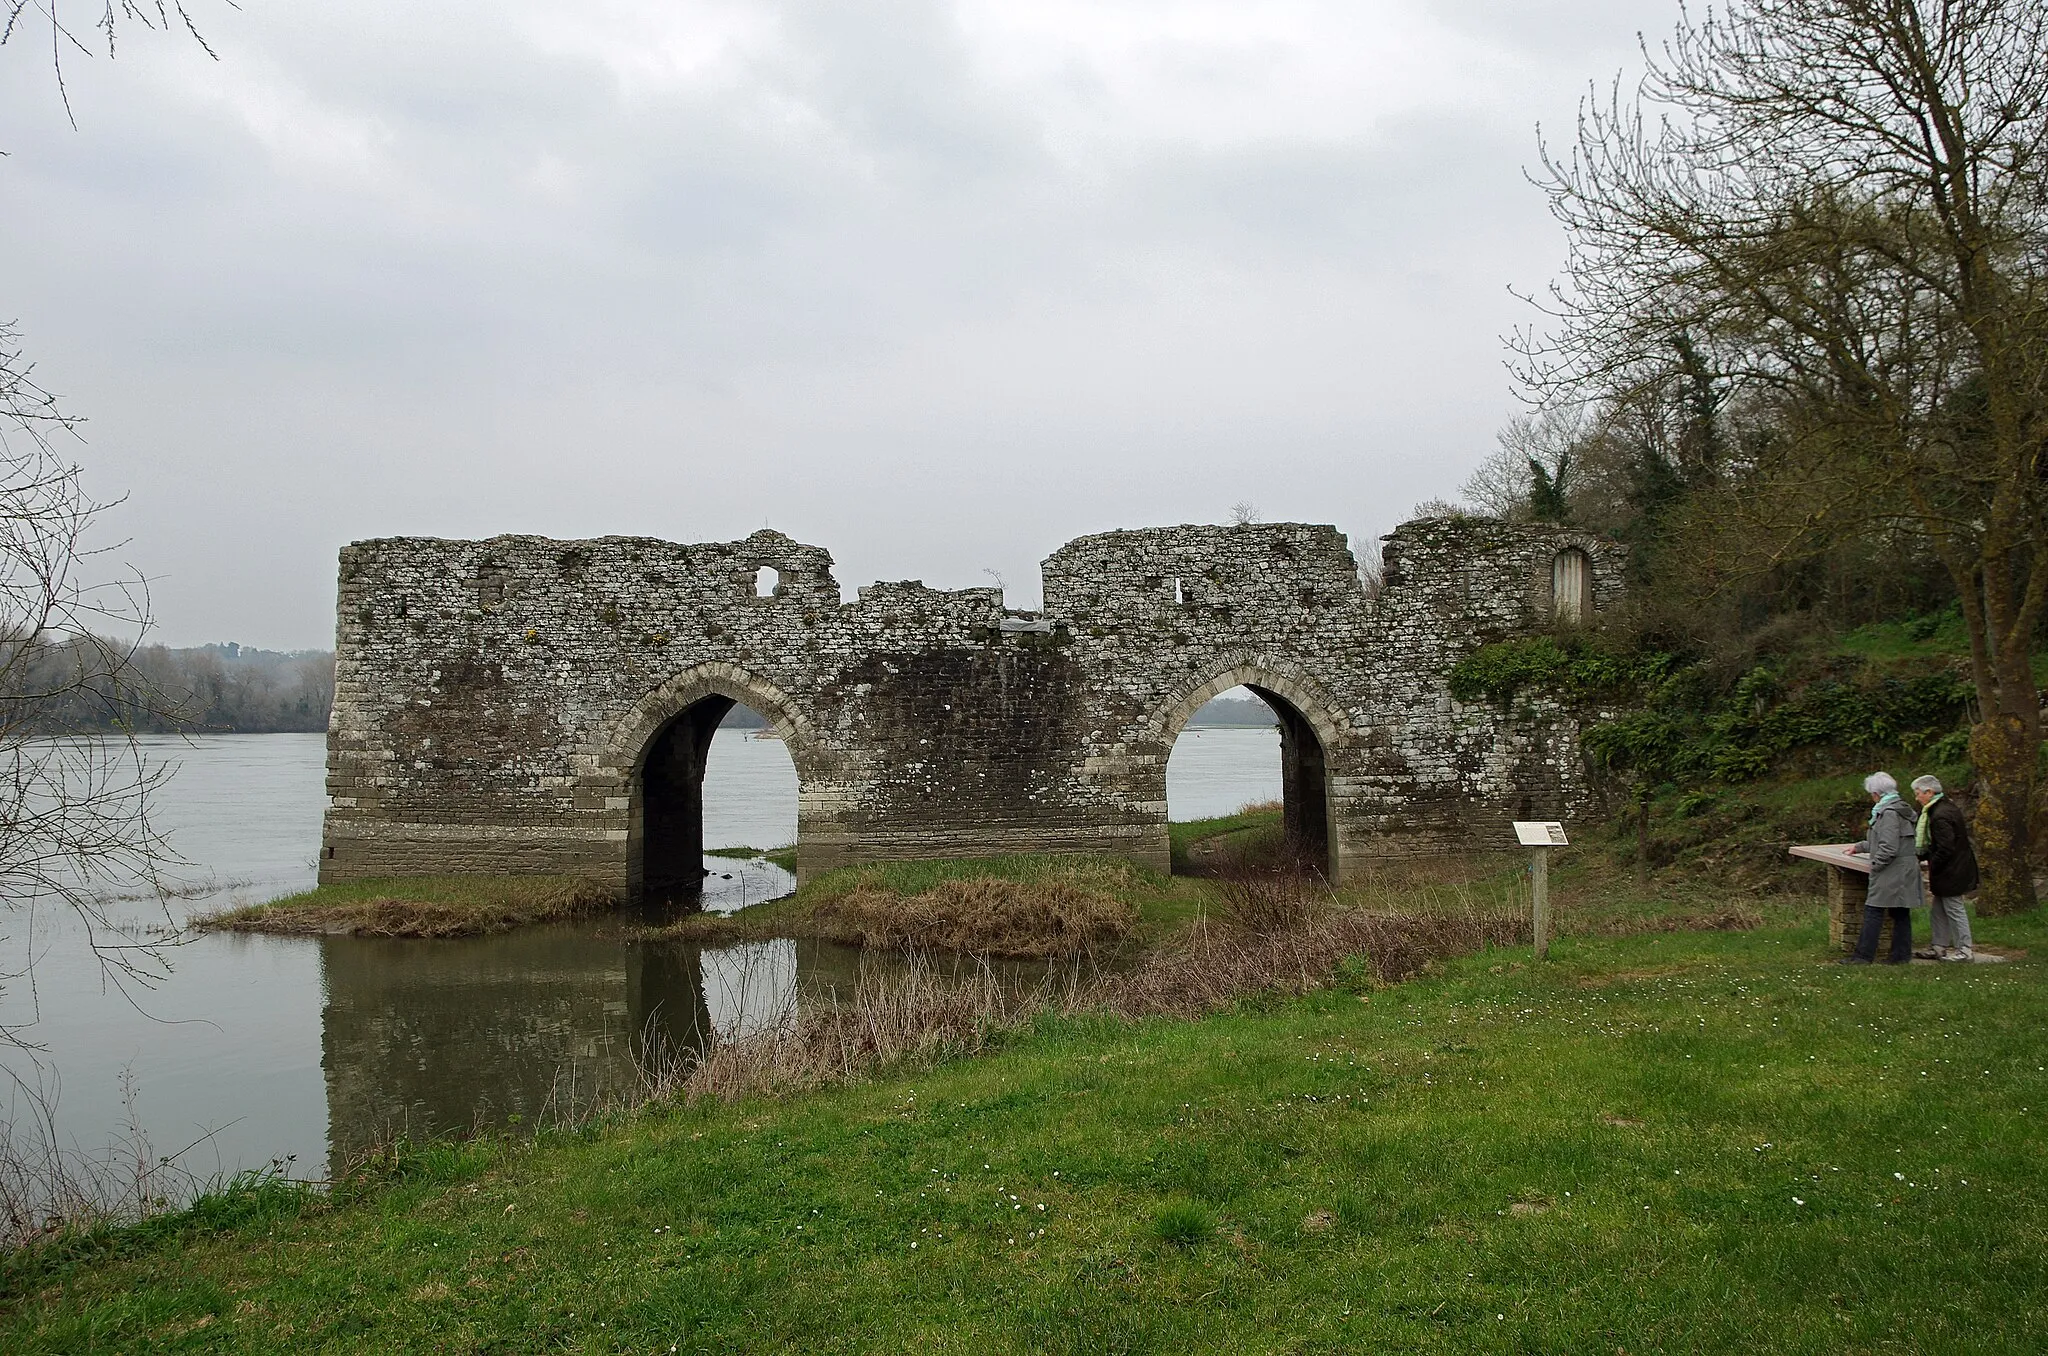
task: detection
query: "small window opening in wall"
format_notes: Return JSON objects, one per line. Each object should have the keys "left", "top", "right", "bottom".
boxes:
{"left": 1173, "top": 577, "right": 1186, "bottom": 605}
{"left": 1552, "top": 548, "right": 1592, "bottom": 623}
{"left": 755, "top": 566, "right": 780, "bottom": 598}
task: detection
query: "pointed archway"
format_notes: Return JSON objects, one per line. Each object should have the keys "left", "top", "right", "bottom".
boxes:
{"left": 1149, "top": 660, "right": 1343, "bottom": 880}
{"left": 595, "top": 664, "right": 816, "bottom": 907}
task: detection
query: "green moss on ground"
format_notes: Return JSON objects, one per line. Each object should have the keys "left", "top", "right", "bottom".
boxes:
{"left": 11, "top": 907, "right": 2047, "bottom": 1352}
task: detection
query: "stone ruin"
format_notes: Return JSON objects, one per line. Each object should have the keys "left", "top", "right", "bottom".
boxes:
{"left": 319, "top": 518, "right": 1625, "bottom": 899}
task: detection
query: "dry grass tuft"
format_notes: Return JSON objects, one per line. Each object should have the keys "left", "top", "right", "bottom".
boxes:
{"left": 804, "top": 877, "right": 1136, "bottom": 958}
{"left": 666, "top": 875, "right": 1525, "bottom": 1105}
{"left": 1, "top": 1070, "right": 230, "bottom": 1250}
{"left": 670, "top": 954, "right": 1049, "bottom": 1103}
{"left": 1096, "top": 906, "right": 1524, "bottom": 1021}
{"left": 1210, "top": 868, "right": 1329, "bottom": 934}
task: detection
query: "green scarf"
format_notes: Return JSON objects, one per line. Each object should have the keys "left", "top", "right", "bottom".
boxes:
{"left": 1868, "top": 791, "right": 1901, "bottom": 826}
{"left": 1916, "top": 792, "right": 1941, "bottom": 853}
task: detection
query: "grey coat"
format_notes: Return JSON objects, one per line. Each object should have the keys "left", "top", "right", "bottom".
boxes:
{"left": 1859, "top": 796, "right": 1926, "bottom": 910}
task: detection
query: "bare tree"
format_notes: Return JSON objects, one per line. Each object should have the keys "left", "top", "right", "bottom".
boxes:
{"left": 1463, "top": 405, "right": 1593, "bottom": 521}
{"left": 1355, "top": 535, "right": 1385, "bottom": 602}
{"left": 1228, "top": 501, "right": 1263, "bottom": 526}
{"left": 2, "top": 0, "right": 235, "bottom": 1039}
{"left": 1, "top": 323, "right": 175, "bottom": 1053}
{"left": 1459, "top": 445, "right": 1533, "bottom": 523}
{"left": 1521, "top": 0, "right": 2048, "bottom": 911}
{"left": 1, "top": 1, "right": 220, "bottom": 129}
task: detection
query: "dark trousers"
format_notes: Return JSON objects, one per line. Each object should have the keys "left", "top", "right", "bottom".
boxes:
{"left": 1852, "top": 906, "right": 1913, "bottom": 963}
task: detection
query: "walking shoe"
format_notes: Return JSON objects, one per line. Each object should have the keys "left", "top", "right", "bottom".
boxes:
{"left": 1836, "top": 956, "right": 1872, "bottom": 965}
{"left": 1913, "top": 947, "right": 1943, "bottom": 960}
{"left": 1943, "top": 949, "right": 1974, "bottom": 962}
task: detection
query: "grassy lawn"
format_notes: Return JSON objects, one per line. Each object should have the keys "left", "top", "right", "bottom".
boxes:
{"left": 9, "top": 904, "right": 2047, "bottom": 1352}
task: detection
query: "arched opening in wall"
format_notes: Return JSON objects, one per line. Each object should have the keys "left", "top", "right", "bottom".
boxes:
{"left": 1552, "top": 548, "right": 1592, "bottom": 623}
{"left": 1164, "top": 684, "right": 1332, "bottom": 878}
{"left": 632, "top": 697, "right": 799, "bottom": 913}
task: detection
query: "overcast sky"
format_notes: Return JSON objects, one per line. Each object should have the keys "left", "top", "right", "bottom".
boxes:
{"left": 2, "top": 1, "right": 1670, "bottom": 650}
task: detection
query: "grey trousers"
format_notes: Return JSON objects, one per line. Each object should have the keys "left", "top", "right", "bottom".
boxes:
{"left": 1928, "top": 895, "right": 1974, "bottom": 955}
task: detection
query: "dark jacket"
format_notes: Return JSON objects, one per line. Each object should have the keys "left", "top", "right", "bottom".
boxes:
{"left": 1919, "top": 794, "right": 1981, "bottom": 898}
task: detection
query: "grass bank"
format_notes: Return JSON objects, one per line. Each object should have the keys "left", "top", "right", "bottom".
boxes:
{"left": 196, "top": 876, "right": 619, "bottom": 939}
{"left": 705, "top": 845, "right": 798, "bottom": 872}
{"left": 7, "top": 904, "right": 2046, "bottom": 1351}
{"left": 195, "top": 814, "right": 1265, "bottom": 948}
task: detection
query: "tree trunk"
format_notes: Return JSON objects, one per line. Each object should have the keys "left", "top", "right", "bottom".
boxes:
{"left": 1969, "top": 708, "right": 2040, "bottom": 915}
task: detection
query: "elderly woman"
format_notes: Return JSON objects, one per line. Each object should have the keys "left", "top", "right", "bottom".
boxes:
{"left": 1911, "top": 774, "right": 1979, "bottom": 961}
{"left": 1841, "top": 771, "right": 1925, "bottom": 965}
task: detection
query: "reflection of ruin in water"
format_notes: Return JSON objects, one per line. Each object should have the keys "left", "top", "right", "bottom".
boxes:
{"left": 320, "top": 927, "right": 755, "bottom": 1174}
{"left": 317, "top": 926, "right": 1063, "bottom": 1174}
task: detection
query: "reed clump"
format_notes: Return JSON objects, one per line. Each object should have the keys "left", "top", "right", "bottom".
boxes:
{"left": 804, "top": 876, "right": 1136, "bottom": 958}
{"left": 1209, "top": 866, "right": 1329, "bottom": 934}
{"left": 673, "top": 955, "right": 1037, "bottom": 1103}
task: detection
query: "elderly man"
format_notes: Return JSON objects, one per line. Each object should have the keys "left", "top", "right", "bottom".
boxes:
{"left": 1912, "top": 775, "right": 1979, "bottom": 962}
{"left": 1841, "top": 771, "right": 1924, "bottom": 965}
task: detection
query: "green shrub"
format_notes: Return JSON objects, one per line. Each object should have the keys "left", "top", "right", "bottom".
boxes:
{"left": 1447, "top": 635, "right": 1676, "bottom": 705}
{"left": 1575, "top": 657, "right": 1971, "bottom": 790}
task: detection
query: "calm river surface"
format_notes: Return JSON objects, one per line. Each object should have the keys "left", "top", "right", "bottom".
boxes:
{"left": 0, "top": 726, "right": 1279, "bottom": 1180}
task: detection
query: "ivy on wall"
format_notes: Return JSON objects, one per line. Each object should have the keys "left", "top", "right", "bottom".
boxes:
{"left": 1449, "top": 634, "right": 1974, "bottom": 788}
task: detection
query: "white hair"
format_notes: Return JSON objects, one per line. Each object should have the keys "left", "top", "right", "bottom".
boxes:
{"left": 1911, "top": 775, "right": 1943, "bottom": 794}
{"left": 1864, "top": 771, "right": 1898, "bottom": 796}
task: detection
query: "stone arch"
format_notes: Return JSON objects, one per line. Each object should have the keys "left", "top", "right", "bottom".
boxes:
{"left": 590, "top": 663, "right": 818, "bottom": 906}
{"left": 1147, "top": 657, "right": 1347, "bottom": 752}
{"left": 1146, "top": 656, "right": 1348, "bottom": 880}
{"left": 595, "top": 662, "right": 819, "bottom": 781}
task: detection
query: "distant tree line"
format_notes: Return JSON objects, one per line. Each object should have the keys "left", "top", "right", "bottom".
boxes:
{"left": 7, "top": 637, "right": 335, "bottom": 734}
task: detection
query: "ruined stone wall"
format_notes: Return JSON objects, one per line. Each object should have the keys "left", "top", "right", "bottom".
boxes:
{"left": 320, "top": 518, "right": 1625, "bottom": 887}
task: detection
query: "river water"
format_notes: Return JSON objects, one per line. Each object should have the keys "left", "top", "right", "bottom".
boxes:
{"left": 0, "top": 726, "right": 1279, "bottom": 1182}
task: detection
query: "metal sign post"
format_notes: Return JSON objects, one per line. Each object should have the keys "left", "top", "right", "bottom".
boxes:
{"left": 1512, "top": 821, "right": 1569, "bottom": 960}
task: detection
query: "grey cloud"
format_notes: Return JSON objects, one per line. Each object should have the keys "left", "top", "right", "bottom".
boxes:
{"left": 1, "top": 1, "right": 1673, "bottom": 645}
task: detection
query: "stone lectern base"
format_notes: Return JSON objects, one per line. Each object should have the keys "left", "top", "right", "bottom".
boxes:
{"left": 1787, "top": 843, "right": 1888, "bottom": 954}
